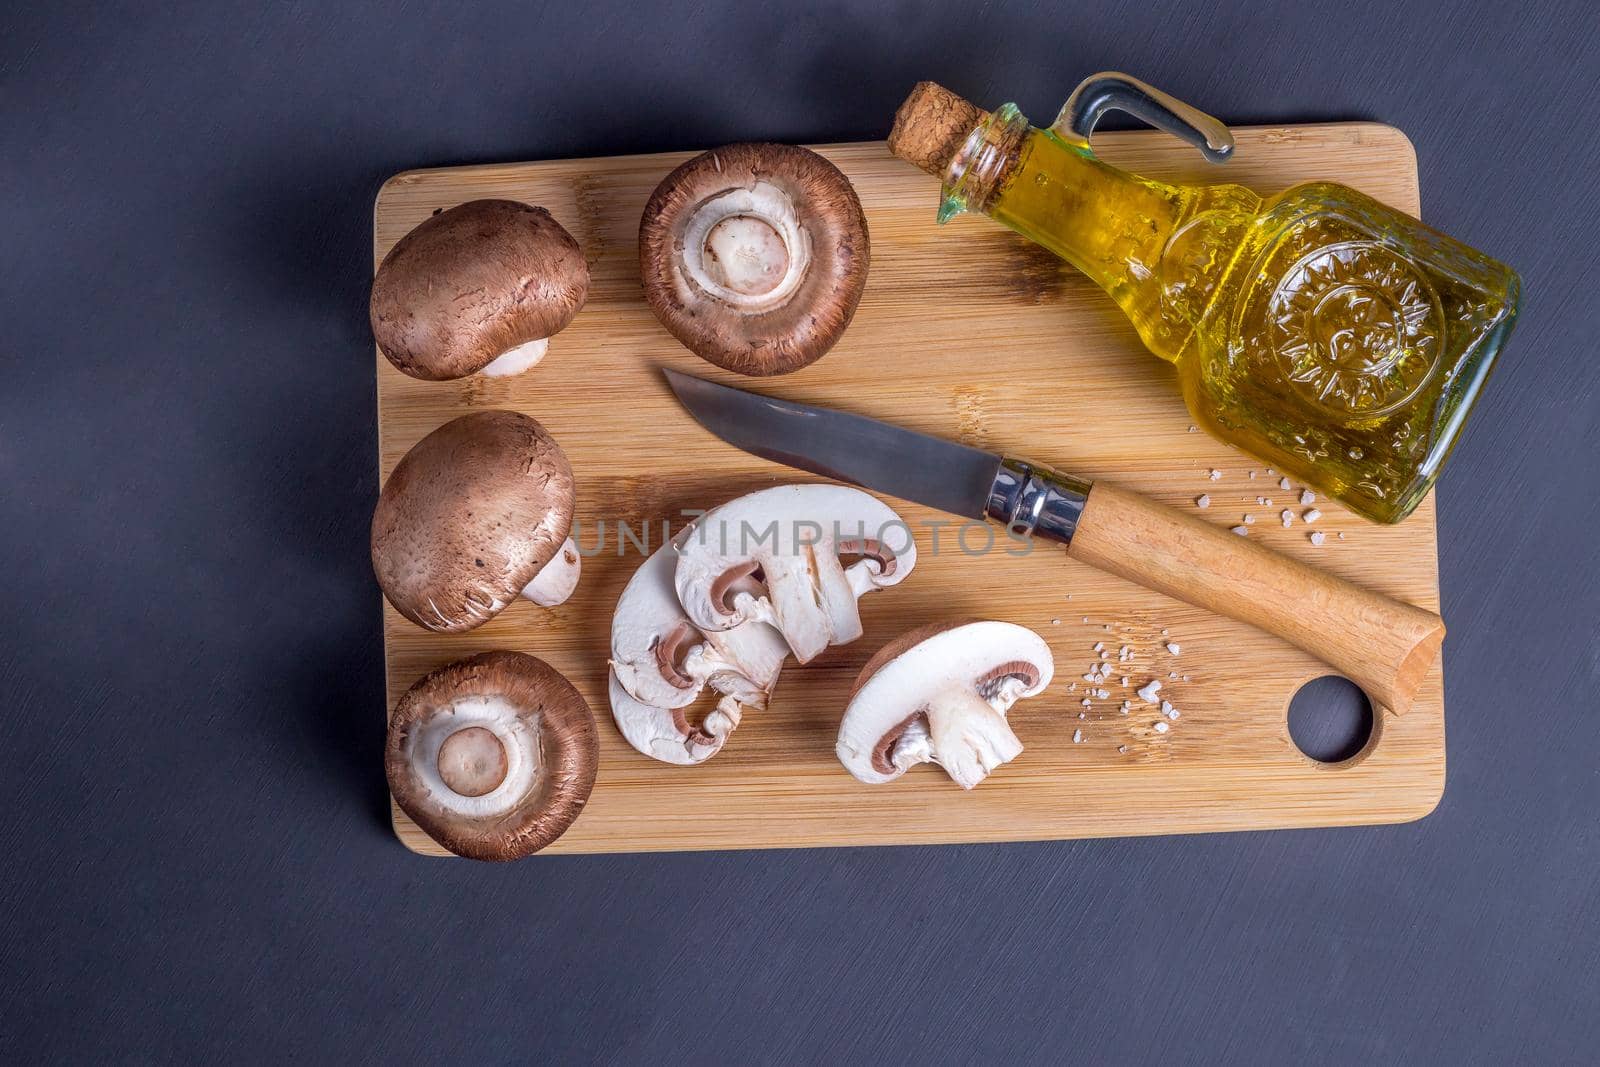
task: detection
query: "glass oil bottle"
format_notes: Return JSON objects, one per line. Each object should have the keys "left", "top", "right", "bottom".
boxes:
{"left": 889, "top": 73, "right": 1520, "bottom": 523}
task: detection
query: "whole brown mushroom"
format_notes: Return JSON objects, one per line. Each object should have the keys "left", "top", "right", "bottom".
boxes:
{"left": 639, "top": 143, "right": 869, "bottom": 376}
{"left": 371, "top": 199, "right": 589, "bottom": 381}
{"left": 387, "top": 651, "right": 598, "bottom": 860}
{"left": 371, "top": 410, "right": 580, "bottom": 633}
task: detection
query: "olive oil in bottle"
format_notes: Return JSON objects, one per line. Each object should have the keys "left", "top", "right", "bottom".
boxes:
{"left": 891, "top": 74, "right": 1520, "bottom": 523}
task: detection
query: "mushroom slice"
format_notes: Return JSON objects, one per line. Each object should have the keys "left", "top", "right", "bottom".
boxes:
{"left": 837, "top": 620, "right": 1055, "bottom": 790}
{"left": 370, "top": 199, "right": 589, "bottom": 381}
{"left": 674, "top": 485, "right": 915, "bottom": 664}
{"left": 609, "top": 539, "right": 788, "bottom": 764}
{"left": 386, "top": 651, "right": 598, "bottom": 860}
{"left": 371, "top": 410, "right": 580, "bottom": 633}
{"left": 639, "top": 143, "right": 869, "bottom": 376}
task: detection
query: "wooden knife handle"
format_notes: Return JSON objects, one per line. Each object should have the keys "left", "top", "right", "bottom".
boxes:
{"left": 1066, "top": 481, "right": 1444, "bottom": 715}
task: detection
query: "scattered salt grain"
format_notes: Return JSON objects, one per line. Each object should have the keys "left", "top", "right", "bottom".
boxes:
{"left": 1196, "top": 494, "right": 1211, "bottom": 508}
{"left": 1300, "top": 488, "right": 1315, "bottom": 505}
{"left": 1096, "top": 688, "right": 1110, "bottom": 699}
{"left": 1161, "top": 629, "right": 1169, "bottom": 636}
{"left": 1303, "top": 508, "right": 1321, "bottom": 523}
{"left": 1209, "top": 469, "right": 1223, "bottom": 480}
{"left": 1162, "top": 701, "right": 1180, "bottom": 720}
{"left": 1281, "top": 509, "right": 1295, "bottom": 527}
{"left": 1120, "top": 701, "right": 1131, "bottom": 714}
{"left": 1153, "top": 720, "right": 1170, "bottom": 734}
{"left": 1168, "top": 670, "right": 1178, "bottom": 679}
{"left": 1188, "top": 425, "right": 1197, "bottom": 433}
{"left": 1120, "top": 676, "right": 1130, "bottom": 687}
{"left": 1266, "top": 468, "right": 1275, "bottom": 476}
{"left": 1165, "top": 642, "right": 1181, "bottom": 656}
{"left": 1073, "top": 729, "right": 1084, "bottom": 744}
{"left": 1081, "top": 697, "right": 1092, "bottom": 708}
{"left": 1231, "top": 526, "right": 1249, "bottom": 536}
{"left": 1118, "top": 745, "right": 1128, "bottom": 754}
{"left": 1309, "top": 531, "right": 1326, "bottom": 546}
{"left": 1092, "top": 641, "right": 1104, "bottom": 652}
{"left": 1256, "top": 496, "right": 1270, "bottom": 506}
{"left": 1338, "top": 532, "right": 1346, "bottom": 540}
{"left": 1137, "top": 679, "right": 1163, "bottom": 704}
{"left": 1082, "top": 616, "right": 1089, "bottom": 623}
{"left": 1243, "top": 514, "right": 1254, "bottom": 524}
{"left": 1051, "top": 618, "right": 1061, "bottom": 625}
{"left": 1279, "top": 476, "right": 1292, "bottom": 490}
{"left": 1079, "top": 711, "right": 1086, "bottom": 720}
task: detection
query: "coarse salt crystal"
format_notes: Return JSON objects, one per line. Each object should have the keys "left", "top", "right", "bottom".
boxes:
{"left": 1137, "top": 680, "right": 1162, "bottom": 703}
{"left": 1281, "top": 509, "right": 1295, "bottom": 527}
{"left": 1096, "top": 688, "right": 1110, "bottom": 699}
{"left": 1081, "top": 697, "right": 1092, "bottom": 708}
{"left": 1243, "top": 514, "right": 1254, "bottom": 524}
{"left": 1052, "top": 618, "right": 1061, "bottom": 625}
{"left": 1082, "top": 673, "right": 1099, "bottom": 683}
{"left": 1120, "top": 676, "right": 1130, "bottom": 687}
{"left": 1310, "top": 531, "right": 1326, "bottom": 546}
{"left": 1279, "top": 476, "right": 1292, "bottom": 490}
{"left": 1248, "top": 471, "right": 1257, "bottom": 479}
{"left": 1168, "top": 670, "right": 1177, "bottom": 679}
{"left": 1073, "top": 729, "right": 1083, "bottom": 743}
{"left": 1079, "top": 711, "right": 1086, "bottom": 720}
{"left": 1120, "top": 701, "right": 1130, "bottom": 714}
{"left": 1082, "top": 616, "right": 1089, "bottom": 623}
{"left": 1165, "top": 642, "right": 1180, "bottom": 655}
{"left": 1093, "top": 641, "right": 1104, "bottom": 652}
{"left": 1231, "top": 526, "right": 1249, "bottom": 536}
{"left": 1338, "top": 532, "right": 1346, "bottom": 540}
{"left": 1161, "top": 629, "right": 1169, "bottom": 636}
{"left": 1118, "top": 745, "right": 1128, "bottom": 754}
{"left": 1303, "top": 508, "right": 1321, "bottom": 523}
{"left": 1153, "top": 720, "right": 1170, "bottom": 734}
{"left": 1209, "top": 469, "right": 1222, "bottom": 480}
{"left": 1300, "top": 489, "right": 1315, "bottom": 505}
{"left": 1196, "top": 494, "right": 1211, "bottom": 508}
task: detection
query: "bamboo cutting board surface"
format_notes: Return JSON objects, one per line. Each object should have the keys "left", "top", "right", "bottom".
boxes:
{"left": 374, "top": 123, "right": 1444, "bottom": 856}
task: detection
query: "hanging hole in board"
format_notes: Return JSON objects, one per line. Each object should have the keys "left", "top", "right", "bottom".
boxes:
{"left": 1287, "top": 676, "right": 1375, "bottom": 764}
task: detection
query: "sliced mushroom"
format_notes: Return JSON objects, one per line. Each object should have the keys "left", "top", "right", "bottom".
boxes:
{"left": 371, "top": 410, "right": 581, "bottom": 633}
{"left": 386, "top": 651, "right": 597, "bottom": 860}
{"left": 836, "top": 620, "right": 1055, "bottom": 790}
{"left": 371, "top": 199, "right": 589, "bottom": 381}
{"left": 609, "top": 536, "right": 788, "bottom": 765}
{"left": 639, "top": 143, "right": 869, "bottom": 376}
{"left": 675, "top": 485, "right": 914, "bottom": 664}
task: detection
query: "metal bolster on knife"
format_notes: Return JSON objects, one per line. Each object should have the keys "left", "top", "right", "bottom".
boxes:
{"left": 985, "top": 457, "right": 1093, "bottom": 545}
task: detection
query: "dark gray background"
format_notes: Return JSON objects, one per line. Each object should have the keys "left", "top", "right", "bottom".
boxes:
{"left": 4, "top": 1, "right": 1597, "bottom": 1062}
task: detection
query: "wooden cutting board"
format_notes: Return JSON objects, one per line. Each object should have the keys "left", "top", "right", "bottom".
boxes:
{"left": 374, "top": 122, "right": 1444, "bottom": 856}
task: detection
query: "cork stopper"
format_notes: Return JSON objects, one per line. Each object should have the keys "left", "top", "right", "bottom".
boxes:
{"left": 887, "top": 82, "right": 987, "bottom": 179}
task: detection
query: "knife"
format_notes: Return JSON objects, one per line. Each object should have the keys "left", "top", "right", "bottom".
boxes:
{"left": 662, "top": 368, "right": 1444, "bottom": 716}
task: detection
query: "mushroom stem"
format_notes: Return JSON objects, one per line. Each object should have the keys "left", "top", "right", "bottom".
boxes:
{"left": 925, "top": 686, "right": 1026, "bottom": 790}
{"left": 479, "top": 337, "right": 550, "bottom": 378}
{"left": 521, "top": 537, "right": 581, "bottom": 607}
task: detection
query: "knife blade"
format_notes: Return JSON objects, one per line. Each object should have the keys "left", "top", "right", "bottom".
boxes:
{"left": 662, "top": 367, "right": 1446, "bottom": 716}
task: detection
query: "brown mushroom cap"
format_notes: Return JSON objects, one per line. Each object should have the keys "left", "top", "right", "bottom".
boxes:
{"left": 386, "top": 651, "right": 598, "bottom": 861}
{"left": 639, "top": 143, "right": 869, "bottom": 376}
{"left": 371, "top": 410, "right": 574, "bottom": 633}
{"left": 371, "top": 199, "right": 589, "bottom": 381}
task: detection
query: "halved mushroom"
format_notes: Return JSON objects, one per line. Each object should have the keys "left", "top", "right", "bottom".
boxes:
{"left": 371, "top": 199, "right": 589, "bottom": 381}
{"left": 609, "top": 536, "right": 789, "bottom": 764}
{"left": 639, "top": 143, "right": 869, "bottom": 376}
{"left": 371, "top": 410, "right": 581, "bottom": 633}
{"left": 836, "top": 620, "right": 1054, "bottom": 790}
{"left": 675, "top": 484, "right": 914, "bottom": 664}
{"left": 386, "top": 650, "right": 597, "bottom": 860}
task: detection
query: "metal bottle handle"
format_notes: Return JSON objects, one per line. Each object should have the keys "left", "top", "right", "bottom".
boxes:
{"left": 1054, "top": 71, "right": 1234, "bottom": 164}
